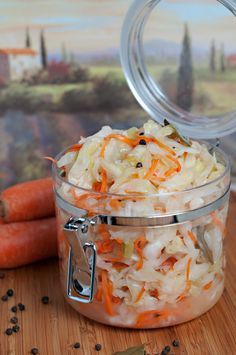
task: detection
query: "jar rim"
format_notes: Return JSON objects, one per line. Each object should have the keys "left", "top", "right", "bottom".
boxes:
{"left": 52, "top": 141, "right": 231, "bottom": 199}
{"left": 120, "top": 0, "right": 236, "bottom": 139}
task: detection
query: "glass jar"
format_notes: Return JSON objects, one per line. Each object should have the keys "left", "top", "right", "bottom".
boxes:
{"left": 53, "top": 145, "right": 230, "bottom": 328}
{"left": 52, "top": 0, "right": 236, "bottom": 328}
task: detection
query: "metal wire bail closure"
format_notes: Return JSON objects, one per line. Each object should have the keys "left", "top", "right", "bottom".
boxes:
{"left": 64, "top": 217, "right": 97, "bottom": 304}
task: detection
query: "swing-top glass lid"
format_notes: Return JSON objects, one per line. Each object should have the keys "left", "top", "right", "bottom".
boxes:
{"left": 120, "top": 0, "right": 236, "bottom": 139}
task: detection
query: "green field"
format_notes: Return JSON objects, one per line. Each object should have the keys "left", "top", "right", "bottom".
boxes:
{"left": 89, "top": 64, "right": 236, "bottom": 115}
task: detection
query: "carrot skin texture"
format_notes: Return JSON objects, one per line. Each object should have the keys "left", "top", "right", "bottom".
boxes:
{"left": 0, "top": 178, "right": 55, "bottom": 222}
{"left": 0, "top": 217, "right": 58, "bottom": 269}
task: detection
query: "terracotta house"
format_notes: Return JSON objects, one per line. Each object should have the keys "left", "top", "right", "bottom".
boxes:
{"left": 227, "top": 54, "right": 236, "bottom": 68}
{"left": 0, "top": 48, "right": 41, "bottom": 83}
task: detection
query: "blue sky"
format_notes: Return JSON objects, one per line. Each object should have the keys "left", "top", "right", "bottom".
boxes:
{"left": 0, "top": 0, "right": 234, "bottom": 55}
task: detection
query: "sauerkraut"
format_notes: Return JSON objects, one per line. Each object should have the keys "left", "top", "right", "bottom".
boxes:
{"left": 54, "top": 120, "right": 229, "bottom": 328}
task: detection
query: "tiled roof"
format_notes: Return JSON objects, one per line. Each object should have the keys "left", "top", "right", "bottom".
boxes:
{"left": 0, "top": 48, "right": 37, "bottom": 56}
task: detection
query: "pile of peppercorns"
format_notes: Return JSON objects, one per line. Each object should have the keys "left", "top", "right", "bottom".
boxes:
{"left": 0, "top": 272, "right": 52, "bottom": 355}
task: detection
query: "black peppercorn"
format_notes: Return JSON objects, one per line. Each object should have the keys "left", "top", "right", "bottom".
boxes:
{"left": 41, "top": 296, "right": 49, "bottom": 304}
{"left": 95, "top": 344, "right": 102, "bottom": 351}
{"left": 73, "top": 343, "right": 81, "bottom": 349}
{"left": 18, "top": 303, "right": 25, "bottom": 311}
{"left": 136, "top": 162, "right": 143, "bottom": 168}
{"left": 5, "top": 328, "right": 13, "bottom": 336}
{"left": 139, "top": 139, "right": 147, "bottom": 145}
{"left": 1, "top": 294, "right": 8, "bottom": 301}
{"left": 172, "top": 340, "right": 179, "bottom": 347}
{"left": 10, "top": 317, "right": 18, "bottom": 324}
{"left": 161, "top": 345, "right": 171, "bottom": 355}
{"left": 12, "top": 325, "right": 20, "bottom": 333}
{"left": 7, "top": 289, "right": 14, "bottom": 297}
{"left": 11, "top": 306, "right": 17, "bottom": 313}
{"left": 139, "top": 132, "right": 144, "bottom": 136}
{"left": 31, "top": 348, "right": 39, "bottom": 354}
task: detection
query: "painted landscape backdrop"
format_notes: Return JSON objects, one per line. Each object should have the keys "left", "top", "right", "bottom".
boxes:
{"left": 0, "top": 0, "right": 236, "bottom": 189}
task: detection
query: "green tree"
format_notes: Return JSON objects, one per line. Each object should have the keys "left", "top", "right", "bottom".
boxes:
{"left": 220, "top": 43, "right": 226, "bottom": 72}
{"left": 25, "top": 27, "right": 31, "bottom": 48}
{"left": 176, "top": 24, "right": 194, "bottom": 111}
{"left": 210, "top": 40, "right": 216, "bottom": 73}
{"left": 40, "top": 29, "right": 47, "bottom": 69}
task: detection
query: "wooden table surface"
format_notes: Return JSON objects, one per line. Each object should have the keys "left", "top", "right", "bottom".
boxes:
{"left": 1, "top": 196, "right": 236, "bottom": 355}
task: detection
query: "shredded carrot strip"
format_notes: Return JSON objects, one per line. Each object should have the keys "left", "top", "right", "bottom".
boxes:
{"left": 101, "top": 270, "right": 115, "bottom": 316}
{"left": 98, "top": 225, "right": 110, "bottom": 241}
{"left": 187, "top": 231, "right": 197, "bottom": 245}
{"left": 135, "top": 286, "right": 145, "bottom": 303}
{"left": 134, "top": 236, "right": 148, "bottom": 271}
{"left": 144, "top": 159, "right": 159, "bottom": 179}
{"left": 112, "top": 262, "right": 129, "bottom": 271}
{"left": 141, "top": 137, "right": 176, "bottom": 156}
{"left": 166, "top": 154, "right": 182, "bottom": 172}
{"left": 92, "top": 181, "right": 102, "bottom": 192}
{"left": 149, "top": 289, "right": 159, "bottom": 299}
{"left": 211, "top": 212, "right": 226, "bottom": 236}
{"left": 66, "top": 144, "right": 82, "bottom": 153}
{"left": 96, "top": 240, "right": 114, "bottom": 254}
{"left": 203, "top": 281, "right": 213, "bottom": 290}
{"left": 186, "top": 257, "right": 192, "bottom": 280}
{"left": 94, "top": 285, "right": 103, "bottom": 302}
{"left": 100, "top": 169, "right": 107, "bottom": 192}
{"left": 135, "top": 309, "right": 169, "bottom": 328}
{"left": 161, "top": 257, "right": 177, "bottom": 270}
{"left": 109, "top": 199, "right": 121, "bottom": 210}
{"left": 100, "top": 134, "right": 135, "bottom": 158}
{"left": 112, "top": 296, "right": 122, "bottom": 305}
{"left": 177, "top": 257, "right": 192, "bottom": 302}
{"left": 164, "top": 167, "right": 178, "bottom": 178}
{"left": 183, "top": 152, "right": 188, "bottom": 159}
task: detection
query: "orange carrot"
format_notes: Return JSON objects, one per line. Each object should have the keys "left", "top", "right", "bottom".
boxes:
{"left": 144, "top": 159, "right": 159, "bottom": 179}
{"left": 140, "top": 137, "right": 176, "bottom": 156}
{"left": 66, "top": 144, "right": 82, "bottom": 153}
{"left": 101, "top": 270, "right": 115, "bottom": 316}
{"left": 112, "top": 262, "right": 129, "bottom": 271}
{"left": 164, "top": 167, "right": 178, "bottom": 178}
{"left": 211, "top": 212, "right": 226, "bottom": 236}
{"left": 166, "top": 154, "right": 182, "bottom": 172}
{"left": 0, "top": 178, "right": 55, "bottom": 223}
{"left": 135, "top": 309, "right": 169, "bottom": 328}
{"left": 161, "top": 257, "right": 177, "bottom": 270}
{"left": 100, "top": 134, "right": 134, "bottom": 158}
{"left": 0, "top": 218, "right": 57, "bottom": 269}
{"left": 100, "top": 169, "right": 107, "bottom": 192}
{"left": 149, "top": 289, "right": 159, "bottom": 299}
{"left": 187, "top": 231, "right": 197, "bottom": 245}
{"left": 134, "top": 236, "right": 148, "bottom": 270}
{"left": 92, "top": 181, "right": 102, "bottom": 192}
{"left": 203, "top": 281, "right": 213, "bottom": 290}
{"left": 109, "top": 199, "right": 121, "bottom": 210}
{"left": 94, "top": 285, "right": 103, "bottom": 302}
{"left": 135, "top": 285, "right": 145, "bottom": 303}
{"left": 177, "top": 257, "right": 192, "bottom": 302}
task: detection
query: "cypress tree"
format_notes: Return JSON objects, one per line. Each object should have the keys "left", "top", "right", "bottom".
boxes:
{"left": 40, "top": 29, "right": 47, "bottom": 69}
{"left": 210, "top": 40, "right": 216, "bottom": 73}
{"left": 176, "top": 24, "right": 194, "bottom": 111}
{"left": 25, "top": 27, "right": 31, "bottom": 48}
{"left": 220, "top": 43, "right": 226, "bottom": 72}
{"left": 61, "top": 42, "right": 67, "bottom": 63}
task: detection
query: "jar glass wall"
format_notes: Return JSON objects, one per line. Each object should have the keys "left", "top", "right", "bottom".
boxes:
{"left": 53, "top": 145, "right": 230, "bottom": 328}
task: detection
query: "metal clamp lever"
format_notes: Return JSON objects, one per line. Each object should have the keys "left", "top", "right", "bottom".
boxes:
{"left": 64, "top": 217, "right": 97, "bottom": 304}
